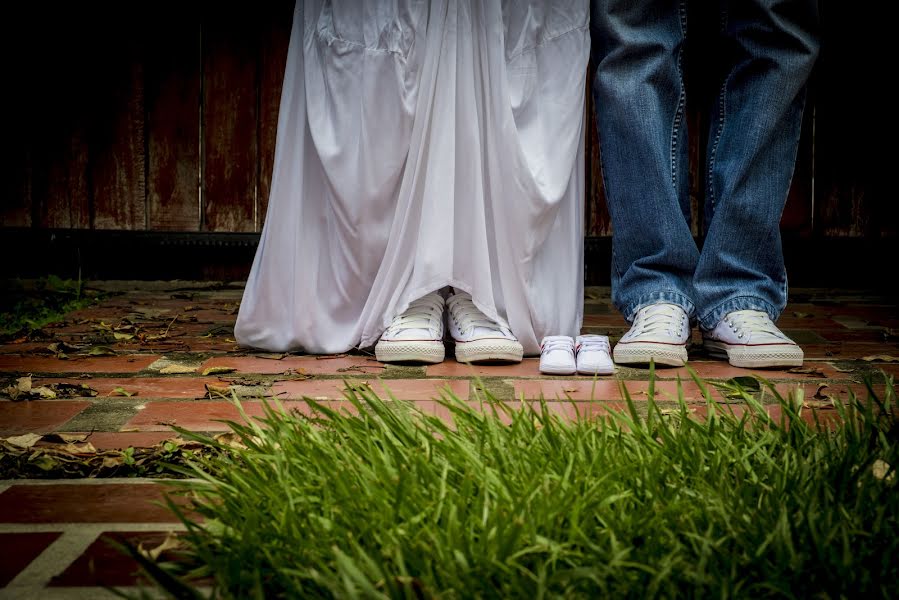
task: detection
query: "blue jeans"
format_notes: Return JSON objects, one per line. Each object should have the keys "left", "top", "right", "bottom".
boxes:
{"left": 590, "top": 0, "right": 819, "bottom": 330}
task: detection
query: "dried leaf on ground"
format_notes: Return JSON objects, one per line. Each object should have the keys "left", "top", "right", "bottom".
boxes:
{"left": 130, "top": 307, "right": 172, "bottom": 319}
{"left": 114, "top": 332, "right": 135, "bottom": 341}
{"left": 2, "top": 377, "right": 97, "bottom": 401}
{"left": 47, "top": 341, "right": 81, "bottom": 356}
{"left": 214, "top": 432, "right": 248, "bottom": 450}
{"left": 872, "top": 459, "right": 895, "bottom": 483}
{"left": 110, "top": 387, "right": 137, "bottom": 397}
{"left": 0, "top": 435, "right": 223, "bottom": 479}
{"left": 205, "top": 383, "right": 233, "bottom": 397}
{"left": 861, "top": 355, "right": 899, "bottom": 363}
{"left": 256, "top": 353, "right": 287, "bottom": 360}
{"left": 831, "top": 365, "right": 856, "bottom": 373}
{"left": 86, "top": 346, "right": 116, "bottom": 356}
{"left": 788, "top": 366, "right": 826, "bottom": 376}
{"left": 140, "top": 531, "right": 183, "bottom": 561}
{"left": 4, "top": 433, "right": 43, "bottom": 448}
{"left": 48, "top": 383, "right": 98, "bottom": 398}
{"left": 804, "top": 399, "right": 835, "bottom": 409}
{"left": 2, "top": 376, "right": 33, "bottom": 400}
{"left": 203, "top": 366, "right": 237, "bottom": 376}
{"left": 813, "top": 384, "right": 831, "bottom": 400}
{"left": 160, "top": 364, "right": 197, "bottom": 375}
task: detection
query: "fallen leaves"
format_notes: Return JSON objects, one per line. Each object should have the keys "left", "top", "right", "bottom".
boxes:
{"left": 788, "top": 366, "right": 827, "bottom": 377}
{"left": 0, "top": 434, "right": 223, "bottom": 479}
{"left": 159, "top": 364, "right": 198, "bottom": 375}
{"left": 872, "top": 459, "right": 895, "bottom": 483}
{"left": 205, "top": 383, "right": 233, "bottom": 398}
{"left": 5, "top": 433, "right": 43, "bottom": 448}
{"left": 202, "top": 366, "right": 236, "bottom": 376}
{"left": 862, "top": 355, "right": 899, "bottom": 363}
{"left": 1, "top": 376, "right": 98, "bottom": 401}
{"left": 87, "top": 346, "right": 117, "bottom": 357}
{"left": 813, "top": 384, "right": 832, "bottom": 401}
{"left": 139, "top": 531, "right": 183, "bottom": 561}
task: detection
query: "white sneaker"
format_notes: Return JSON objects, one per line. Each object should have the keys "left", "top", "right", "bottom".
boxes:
{"left": 576, "top": 334, "right": 614, "bottom": 375}
{"left": 703, "top": 310, "right": 803, "bottom": 368}
{"left": 613, "top": 303, "right": 690, "bottom": 367}
{"left": 374, "top": 292, "right": 445, "bottom": 364}
{"left": 539, "top": 336, "right": 576, "bottom": 375}
{"left": 446, "top": 290, "right": 523, "bottom": 363}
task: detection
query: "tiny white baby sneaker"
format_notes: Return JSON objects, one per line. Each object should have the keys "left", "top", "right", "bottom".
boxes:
{"left": 539, "top": 336, "right": 576, "bottom": 375}
{"left": 576, "top": 334, "right": 614, "bottom": 375}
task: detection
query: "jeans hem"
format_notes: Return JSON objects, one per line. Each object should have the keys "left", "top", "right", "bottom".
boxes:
{"left": 698, "top": 296, "right": 780, "bottom": 331}
{"left": 622, "top": 291, "right": 695, "bottom": 323}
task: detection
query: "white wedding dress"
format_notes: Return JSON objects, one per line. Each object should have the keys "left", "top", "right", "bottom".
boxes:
{"left": 235, "top": 0, "right": 590, "bottom": 355}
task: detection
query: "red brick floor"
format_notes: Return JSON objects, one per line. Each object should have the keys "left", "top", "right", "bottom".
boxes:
{"left": 0, "top": 282, "right": 896, "bottom": 594}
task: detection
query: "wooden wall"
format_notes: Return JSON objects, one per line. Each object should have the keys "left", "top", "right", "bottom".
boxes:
{"left": 0, "top": 1, "right": 890, "bottom": 239}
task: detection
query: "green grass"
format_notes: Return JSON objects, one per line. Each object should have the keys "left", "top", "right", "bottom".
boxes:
{"left": 0, "top": 275, "right": 99, "bottom": 336}
{"left": 138, "top": 370, "right": 898, "bottom": 599}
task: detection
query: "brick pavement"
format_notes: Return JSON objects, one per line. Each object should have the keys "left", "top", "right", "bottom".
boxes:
{"left": 1, "top": 282, "right": 896, "bottom": 596}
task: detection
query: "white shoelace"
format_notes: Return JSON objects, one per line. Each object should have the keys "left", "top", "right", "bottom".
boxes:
{"left": 723, "top": 310, "right": 784, "bottom": 341}
{"left": 386, "top": 293, "right": 444, "bottom": 336}
{"left": 577, "top": 337, "right": 610, "bottom": 353}
{"left": 542, "top": 336, "right": 574, "bottom": 353}
{"left": 447, "top": 293, "right": 508, "bottom": 335}
{"left": 632, "top": 304, "right": 686, "bottom": 338}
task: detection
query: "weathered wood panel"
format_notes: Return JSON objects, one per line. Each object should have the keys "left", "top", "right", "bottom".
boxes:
{"left": 0, "top": 1, "right": 882, "bottom": 244}
{"left": 202, "top": 16, "right": 259, "bottom": 233}
{"left": 584, "top": 63, "right": 611, "bottom": 237}
{"left": 87, "top": 18, "right": 147, "bottom": 231}
{"left": 812, "top": 3, "right": 889, "bottom": 237}
{"left": 257, "top": 0, "right": 294, "bottom": 230}
{"left": 146, "top": 13, "right": 202, "bottom": 231}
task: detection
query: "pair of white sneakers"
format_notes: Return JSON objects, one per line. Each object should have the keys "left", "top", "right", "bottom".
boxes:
{"left": 539, "top": 335, "right": 614, "bottom": 375}
{"left": 374, "top": 290, "right": 523, "bottom": 364}
{"left": 613, "top": 303, "right": 804, "bottom": 368}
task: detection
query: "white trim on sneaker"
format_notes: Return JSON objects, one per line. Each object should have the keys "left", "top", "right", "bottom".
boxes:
{"left": 613, "top": 303, "right": 690, "bottom": 367}
{"left": 447, "top": 291, "right": 523, "bottom": 363}
{"left": 576, "top": 334, "right": 614, "bottom": 375}
{"left": 539, "top": 336, "right": 576, "bottom": 375}
{"left": 703, "top": 310, "right": 803, "bottom": 368}
{"left": 374, "top": 292, "right": 446, "bottom": 364}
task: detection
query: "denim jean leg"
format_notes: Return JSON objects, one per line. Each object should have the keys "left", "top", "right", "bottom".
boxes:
{"left": 695, "top": 0, "right": 820, "bottom": 331}
{"left": 591, "top": 0, "right": 698, "bottom": 322}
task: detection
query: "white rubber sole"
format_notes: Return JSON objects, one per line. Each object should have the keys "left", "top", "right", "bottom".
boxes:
{"left": 539, "top": 363, "right": 576, "bottom": 375}
{"left": 704, "top": 340, "right": 803, "bottom": 368}
{"left": 374, "top": 339, "right": 445, "bottom": 364}
{"left": 455, "top": 338, "right": 523, "bottom": 363}
{"left": 577, "top": 364, "right": 615, "bottom": 376}
{"left": 613, "top": 342, "right": 688, "bottom": 367}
